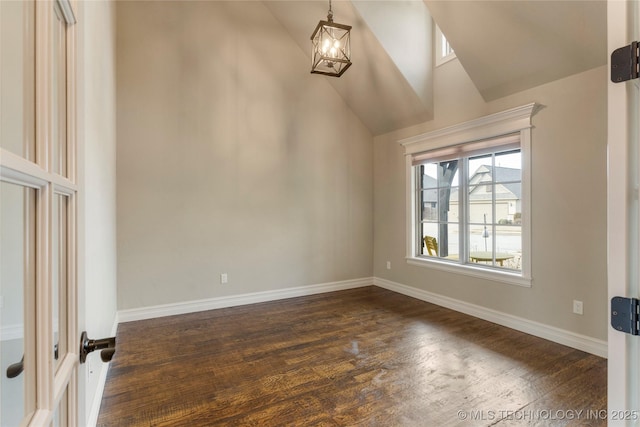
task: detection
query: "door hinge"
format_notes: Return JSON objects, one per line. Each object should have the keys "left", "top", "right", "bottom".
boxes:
{"left": 612, "top": 41, "right": 639, "bottom": 83}
{"left": 611, "top": 296, "right": 640, "bottom": 335}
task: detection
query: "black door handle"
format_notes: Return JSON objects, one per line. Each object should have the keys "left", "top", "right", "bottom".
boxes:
{"left": 6, "top": 356, "right": 23, "bottom": 379}
{"left": 79, "top": 331, "right": 116, "bottom": 364}
{"left": 7, "top": 344, "right": 58, "bottom": 379}
{"left": 100, "top": 347, "right": 116, "bottom": 362}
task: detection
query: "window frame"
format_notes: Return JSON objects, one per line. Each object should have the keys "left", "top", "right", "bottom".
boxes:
{"left": 400, "top": 103, "right": 537, "bottom": 287}
{"left": 435, "top": 25, "right": 456, "bottom": 67}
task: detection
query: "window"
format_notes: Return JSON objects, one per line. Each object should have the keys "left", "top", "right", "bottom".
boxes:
{"left": 435, "top": 25, "right": 456, "bottom": 66}
{"left": 400, "top": 104, "right": 537, "bottom": 286}
{"left": 416, "top": 144, "right": 521, "bottom": 268}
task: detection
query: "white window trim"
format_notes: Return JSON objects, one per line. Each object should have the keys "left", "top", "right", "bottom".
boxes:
{"left": 399, "top": 103, "right": 538, "bottom": 287}
{"left": 435, "top": 25, "right": 456, "bottom": 67}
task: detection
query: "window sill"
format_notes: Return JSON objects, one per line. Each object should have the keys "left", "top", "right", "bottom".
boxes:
{"left": 406, "top": 257, "right": 532, "bottom": 288}
{"left": 435, "top": 52, "right": 457, "bottom": 67}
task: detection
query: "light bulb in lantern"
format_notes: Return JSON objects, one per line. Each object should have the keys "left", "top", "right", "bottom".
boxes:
{"left": 322, "top": 39, "right": 331, "bottom": 53}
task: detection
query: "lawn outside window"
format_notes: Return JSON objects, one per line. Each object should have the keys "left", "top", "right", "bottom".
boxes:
{"left": 399, "top": 104, "right": 538, "bottom": 287}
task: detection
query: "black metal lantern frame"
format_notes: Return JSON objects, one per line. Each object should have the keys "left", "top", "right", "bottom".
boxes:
{"left": 310, "top": 3, "right": 352, "bottom": 77}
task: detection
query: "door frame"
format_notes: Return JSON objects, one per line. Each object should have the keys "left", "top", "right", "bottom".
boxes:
{"left": 608, "top": 0, "right": 639, "bottom": 424}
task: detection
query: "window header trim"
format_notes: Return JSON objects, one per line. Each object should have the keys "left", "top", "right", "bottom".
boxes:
{"left": 399, "top": 103, "right": 539, "bottom": 156}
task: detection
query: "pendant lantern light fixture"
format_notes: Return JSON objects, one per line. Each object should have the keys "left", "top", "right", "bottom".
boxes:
{"left": 310, "top": 0, "right": 352, "bottom": 77}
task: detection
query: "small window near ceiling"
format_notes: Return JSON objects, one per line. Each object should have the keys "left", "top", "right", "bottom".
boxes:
{"left": 435, "top": 25, "right": 456, "bottom": 66}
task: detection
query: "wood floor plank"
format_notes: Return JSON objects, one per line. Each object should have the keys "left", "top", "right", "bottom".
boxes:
{"left": 97, "top": 286, "right": 606, "bottom": 426}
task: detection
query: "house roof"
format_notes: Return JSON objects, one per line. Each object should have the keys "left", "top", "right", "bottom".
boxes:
{"left": 470, "top": 165, "right": 521, "bottom": 199}
{"left": 422, "top": 174, "right": 438, "bottom": 189}
{"left": 420, "top": 164, "right": 521, "bottom": 205}
{"left": 433, "top": 165, "right": 520, "bottom": 202}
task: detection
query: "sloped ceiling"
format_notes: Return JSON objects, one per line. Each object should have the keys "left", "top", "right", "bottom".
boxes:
{"left": 263, "top": 0, "right": 435, "bottom": 136}
{"left": 350, "top": 1, "right": 434, "bottom": 109}
{"left": 425, "top": 0, "right": 607, "bottom": 101}
{"left": 264, "top": 0, "right": 607, "bottom": 135}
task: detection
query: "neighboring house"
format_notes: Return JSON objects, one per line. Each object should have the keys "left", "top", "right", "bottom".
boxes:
{"left": 451, "top": 165, "right": 522, "bottom": 225}
{"left": 422, "top": 165, "right": 522, "bottom": 225}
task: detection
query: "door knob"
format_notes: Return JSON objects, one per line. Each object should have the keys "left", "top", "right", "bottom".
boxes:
{"left": 79, "top": 331, "right": 116, "bottom": 364}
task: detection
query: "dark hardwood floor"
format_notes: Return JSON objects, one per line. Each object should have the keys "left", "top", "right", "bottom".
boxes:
{"left": 97, "top": 286, "right": 606, "bottom": 426}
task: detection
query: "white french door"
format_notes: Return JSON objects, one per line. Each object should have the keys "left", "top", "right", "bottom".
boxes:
{"left": 0, "top": 1, "right": 79, "bottom": 425}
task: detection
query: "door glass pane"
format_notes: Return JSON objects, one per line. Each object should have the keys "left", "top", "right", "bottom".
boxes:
{"left": 52, "top": 386, "right": 68, "bottom": 427}
{"left": 52, "top": 2, "right": 68, "bottom": 176}
{"left": 0, "top": 1, "right": 35, "bottom": 160}
{"left": 53, "top": 194, "right": 68, "bottom": 371}
{"left": 0, "top": 182, "right": 37, "bottom": 425}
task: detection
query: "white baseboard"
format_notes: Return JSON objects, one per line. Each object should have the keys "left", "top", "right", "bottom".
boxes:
{"left": 373, "top": 277, "right": 607, "bottom": 358}
{"left": 86, "top": 313, "right": 120, "bottom": 427}
{"left": 117, "top": 277, "right": 374, "bottom": 323}
{"left": 117, "top": 276, "right": 606, "bottom": 356}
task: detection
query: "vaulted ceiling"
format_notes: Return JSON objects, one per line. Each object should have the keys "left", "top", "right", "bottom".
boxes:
{"left": 263, "top": 0, "right": 435, "bottom": 135}
{"left": 263, "top": 0, "right": 607, "bottom": 136}
{"left": 425, "top": 0, "right": 607, "bottom": 101}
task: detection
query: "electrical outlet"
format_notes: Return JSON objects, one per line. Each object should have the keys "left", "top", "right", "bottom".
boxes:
{"left": 386, "top": 261, "right": 391, "bottom": 270}
{"left": 220, "top": 273, "right": 228, "bottom": 284}
{"left": 573, "top": 300, "right": 583, "bottom": 315}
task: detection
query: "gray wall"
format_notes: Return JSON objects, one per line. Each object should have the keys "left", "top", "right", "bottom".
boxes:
{"left": 374, "top": 59, "right": 608, "bottom": 341}
{"left": 115, "top": 1, "right": 374, "bottom": 310}
{"left": 115, "top": 1, "right": 606, "bottom": 343}
{"left": 78, "top": 1, "right": 118, "bottom": 423}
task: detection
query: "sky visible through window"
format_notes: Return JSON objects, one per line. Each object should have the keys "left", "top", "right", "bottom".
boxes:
{"left": 441, "top": 33, "right": 454, "bottom": 57}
